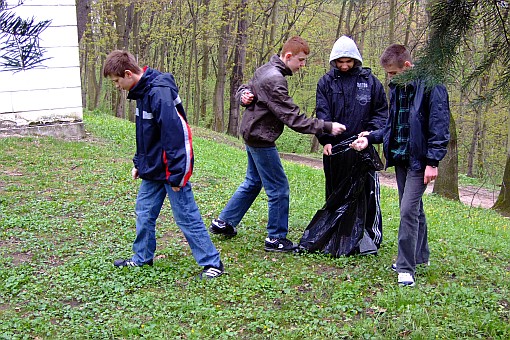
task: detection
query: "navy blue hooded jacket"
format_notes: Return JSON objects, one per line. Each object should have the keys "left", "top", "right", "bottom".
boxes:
{"left": 316, "top": 36, "right": 387, "bottom": 145}
{"left": 367, "top": 79, "right": 450, "bottom": 170}
{"left": 127, "top": 67, "right": 193, "bottom": 187}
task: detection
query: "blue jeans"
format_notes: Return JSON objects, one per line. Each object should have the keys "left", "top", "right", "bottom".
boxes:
{"left": 394, "top": 165, "right": 430, "bottom": 275}
{"left": 131, "top": 180, "right": 221, "bottom": 268}
{"left": 219, "top": 145, "right": 290, "bottom": 239}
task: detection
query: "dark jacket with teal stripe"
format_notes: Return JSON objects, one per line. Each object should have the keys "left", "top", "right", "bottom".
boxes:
{"left": 127, "top": 67, "right": 194, "bottom": 187}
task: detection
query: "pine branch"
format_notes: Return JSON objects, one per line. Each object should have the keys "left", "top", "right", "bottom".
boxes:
{"left": 394, "top": 0, "right": 479, "bottom": 88}
{"left": 0, "top": 10, "right": 51, "bottom": 71}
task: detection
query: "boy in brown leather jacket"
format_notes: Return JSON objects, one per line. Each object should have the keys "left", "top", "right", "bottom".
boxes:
{"left": 210, "top": 36, "right": 345, "bottom": 252}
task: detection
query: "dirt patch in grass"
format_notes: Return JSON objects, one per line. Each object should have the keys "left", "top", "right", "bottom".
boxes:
{"left": 61, "top": 298, "right": 82, "bottom": 308}
{"left": 10, "top": 252, "right": 33, "bottom": 265}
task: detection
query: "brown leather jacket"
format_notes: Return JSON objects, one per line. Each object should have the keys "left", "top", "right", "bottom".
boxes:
{"left": 238, "top": 54, "right": 333, "bottom": 147}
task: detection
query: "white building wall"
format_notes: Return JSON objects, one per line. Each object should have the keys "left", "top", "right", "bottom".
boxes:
{"left": 0, "top": 0, "right": 83, "bottom": 137}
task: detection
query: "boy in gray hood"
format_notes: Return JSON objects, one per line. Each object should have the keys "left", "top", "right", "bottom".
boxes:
{"left": 314, "top": 35, "right": 388, "bottom": 253}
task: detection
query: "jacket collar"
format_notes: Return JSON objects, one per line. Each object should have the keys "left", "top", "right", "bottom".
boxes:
{"left": 127, "top": 67, "right": 154, "bottom": 100}
{"left": 333, "top": 66, "right": 362, "bottom": 78}
{"left": 389, "top": 78, "right": 417, "bottom": 90}
{"left": 270, "top": 54, "right": 293, "bottom": 77}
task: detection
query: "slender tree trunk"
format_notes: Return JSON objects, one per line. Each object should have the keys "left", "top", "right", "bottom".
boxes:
{"left": 76, "top": 0, "right": 91, "bottom": 109}
{"left": 433, "top": 114, "right": 459, "bottom": 200}
{"left": 466, "top": 75, "right": 488, "bottom": 177}
{"left": 477, "top": 120, "right": 487, "bottom": 176}
{"left": 213, "top": 1, "right": 231, "bottom": 132}
{"left": 269, "top": 0, "right": 278, "bottom": 53}
{"left": 113, "top": 2, "right": 133, "bottom": 118}
{"left": 335, "top": 1, "right": 347, "bottom": 38}
{"left": 86, "top": 58, "right": 98, "bottom": 111}
{"left": 344, "top": 1, "right": 354, "bottom": 36}
{"left": 388, "top": 0, "right": 396, "bottom": 44}
{"left": 128, "top": 7, "right": 141, "bottom": 122}
{"left": 310, "top": 108, "right": 320, "bottom": 153}
{"left": 466, "top": 106, "right": 481, "bottom": 177}
{"left": 227, "top": 0, "right": 248, "bottom": 137}
{"left": 404, "top": 0, "right": 415, "bottom": 46}
{"left": 198, "top": 0, "right": 211, "bottom": 126}
{"left": 186, "top": 1, "right": 198, "bottom": 116}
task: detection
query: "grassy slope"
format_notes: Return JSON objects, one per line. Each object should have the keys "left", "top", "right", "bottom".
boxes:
{"left": 0, "top": 111, "right": 509, "bottom": 339}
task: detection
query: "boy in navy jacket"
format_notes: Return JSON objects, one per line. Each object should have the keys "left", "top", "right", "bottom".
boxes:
{"left": 103, "top": 50, "right": 223, "bottom": 279}
{"left": 351, "top": 44, "right": 450, "bottom": 286}
{"left": 315, "top": 36, "right": 387, "bottom": 254}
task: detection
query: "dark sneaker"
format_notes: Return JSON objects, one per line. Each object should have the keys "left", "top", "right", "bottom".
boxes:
{"left": 114, "top": 259, "right": 153, "bottom": 267}
{"left": 264, "top": 237, "right": 296, "bottom": 252}
{"left": 198, "top": 261, "right": 224, "bottom": 280}
{"left": 397, "top": 272, "right": 415, "bottom": 286}
{"left": 210, "top": 218, "right": 237, "bottom": 237}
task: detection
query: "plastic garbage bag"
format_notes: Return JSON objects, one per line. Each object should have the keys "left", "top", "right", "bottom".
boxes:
{"left": 298, "top": 136, "right": 384, "bottom": 257}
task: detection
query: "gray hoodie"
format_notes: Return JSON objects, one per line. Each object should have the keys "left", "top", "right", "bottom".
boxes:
{"left": 329, "top": 36, "right": 363, "bottom": 68}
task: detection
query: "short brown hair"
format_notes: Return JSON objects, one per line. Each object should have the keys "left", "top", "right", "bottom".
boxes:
{"left": 380, "top": 44, "right": 412, "bottom": 68}
{"left": 281, "top": 36, "right": 310, "bottom": 56}
{"left": 103, "top": 50, "right": 143, "bottom": 78}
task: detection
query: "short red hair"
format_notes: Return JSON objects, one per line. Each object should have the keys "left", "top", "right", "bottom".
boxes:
{"left": 281, "top": 36, "right": 310, "bottom": 56}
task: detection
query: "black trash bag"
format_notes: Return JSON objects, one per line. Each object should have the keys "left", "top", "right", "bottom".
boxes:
{"left": 298, "top": 136, "right": 384, "bottom": 257}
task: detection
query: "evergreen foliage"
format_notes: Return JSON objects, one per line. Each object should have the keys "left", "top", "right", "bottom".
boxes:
{"left": 400, "top": 0, "right": 510, "bottom": 93}
{"left": 0, "top": 1, "right": 51, "bottom": 71}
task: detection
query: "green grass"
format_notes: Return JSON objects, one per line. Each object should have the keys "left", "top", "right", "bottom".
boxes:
{"left": 0, "top": 110, "right": 509, "bottom": 339}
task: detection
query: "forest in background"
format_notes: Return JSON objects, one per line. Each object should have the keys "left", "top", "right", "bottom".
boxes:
{"left": 75, "top": 0, "right": 510, "bottom": 209}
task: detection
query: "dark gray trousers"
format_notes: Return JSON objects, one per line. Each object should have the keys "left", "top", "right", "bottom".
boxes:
{"left": 394, "top": 165, "right": 430, "bottom": 275}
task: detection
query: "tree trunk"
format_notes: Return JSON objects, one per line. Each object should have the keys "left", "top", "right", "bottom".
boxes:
{"left": 310, "top": 136, "right": 320, "bottom": 153}
{"left": 112, "top": 1, "right": 134, "bottom": 118}
{"left": 466, "top": 105, "right": 481, "bottom": 177}
{"left": 269, "top": 0, "right": 278, "bottom": 54}
{"left": 433, "top": 114, "right": 459, "bottom": 200}
{"left": 466, "top": 75, "right": 488, "bottom": 177}
{"left": 493, "top": 155, "right": 510, "bottom": 215}
{"left": 494, "top": 108, "right": 510, "bottom": 215}
{"left": 187, "top": 1, "right": 199, "bottom": 117}
{"left": 227, "top": 0, "right": 248, "bottom": 137}
{"left": 197, "top": 0, "right": 211, "bottom": 126}
{"left": 344, "top": 1, "right": 354, "bottom": 36}
{"left": 404, "top": 0, "right": 415, "bottom": 46}
{"left": 212, "top": 1, "right": 231, "bottom": 132}
{"left": 388, "top": 0, "right": 396, "bottom": 44}
{"left": 76, "top": 0, "right": 91, "bottom": 109}
{"left": 335, "top": 1, "right": 347, "bottom": 39}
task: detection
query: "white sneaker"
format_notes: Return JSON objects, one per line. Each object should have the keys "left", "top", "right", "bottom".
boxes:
{"left": 392, "top": 261, "right": 430, "bottom": 272}
{"left": 397, "top": 272, "right": 415, "bottom": 286}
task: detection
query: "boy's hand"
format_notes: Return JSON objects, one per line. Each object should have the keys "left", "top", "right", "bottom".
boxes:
{"left": 330, "top": 122, "right": 346, "bottom": 135}
{"left": 323, "top": 144, "right": 332, "bottom": 156}
{"left": 171, "top": 187, "right": 181, "bottom": 192}
{"left": 241, "top": 90, "right": 254, "bottom": 105}
{"left": 350, "top": 137, "right": 368, "bottom": 151}
{"left": 131, "top": 167, "right": 139, "bottom": 180}
{"left": 424, "top": 165, "right": 438, "bottom": 184}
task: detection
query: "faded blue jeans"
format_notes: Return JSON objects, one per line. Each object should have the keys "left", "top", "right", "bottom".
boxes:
{"left": 131, "top": 180, "right": 221, "bottom": 268}
{"left": 394, "top": 165, "right": 430, "bottom": 275}
{"left": 219, "top": 145, "right": 290, "bottom": 239}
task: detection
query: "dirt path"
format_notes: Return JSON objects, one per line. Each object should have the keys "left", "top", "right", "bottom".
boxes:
{"left": 280, "top": 153, "right": 497, "bottom": 209}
